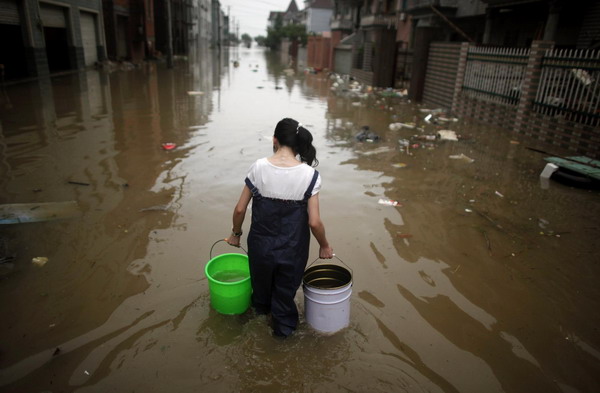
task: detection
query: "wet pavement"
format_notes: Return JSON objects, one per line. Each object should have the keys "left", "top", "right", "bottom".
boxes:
{"left": 0, "top": 46, "right": 599, "bottom": 393}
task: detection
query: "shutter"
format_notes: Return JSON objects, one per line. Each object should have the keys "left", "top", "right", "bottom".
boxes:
{"left": 40, "top": 4, "right": 66, "bottom": 28}
{"left": 0, "top": 0, "right": 20, "bottom": 25}
{"left": 80, "top": 12, "right": 97, "bottom": 65}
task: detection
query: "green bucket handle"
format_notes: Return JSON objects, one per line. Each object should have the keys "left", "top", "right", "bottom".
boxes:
{"left": 307, "top": 255, "right": 353, "bottom": 276}
{"left": 209, "top": 239, "right": 248, "bottom": 260}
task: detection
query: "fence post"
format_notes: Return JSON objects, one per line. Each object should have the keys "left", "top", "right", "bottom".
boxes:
{"left": 451, "top": 42, "right": 471, "bottom": 116}
{"left": 514, "top": 40, "right": 554, "bottom": 135}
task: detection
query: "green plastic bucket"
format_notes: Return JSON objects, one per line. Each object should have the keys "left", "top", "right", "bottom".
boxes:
{"left": 205, "top": 252, "right": 252, "bottom": 315}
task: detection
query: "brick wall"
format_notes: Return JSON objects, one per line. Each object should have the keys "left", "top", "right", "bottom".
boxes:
{"left": 447, "top": 40, "right": 600, "bottom": 159}
{"left": 350, "top": 68, "right": 373, "bottom": 86}
{"left": 307, "top": 35, "right": 331, "bottom": 70}
{"left": 454, "top": 94, "right": 518, "bottom": 131}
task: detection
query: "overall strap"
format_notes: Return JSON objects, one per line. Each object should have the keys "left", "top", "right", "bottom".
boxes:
{"left": 303, "top": 170, "right": 319, "bottom": 201}
{"left": 245, "top": 177, "right": 261, "bottom": 197}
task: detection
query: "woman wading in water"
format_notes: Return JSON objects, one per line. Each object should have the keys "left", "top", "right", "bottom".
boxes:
{"left": 227, "top": 118, "right": 334, "bottom": 337}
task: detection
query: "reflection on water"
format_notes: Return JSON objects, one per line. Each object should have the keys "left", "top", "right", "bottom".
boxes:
{"left": 0, "top": 45, "right": 599, "bottom": 393}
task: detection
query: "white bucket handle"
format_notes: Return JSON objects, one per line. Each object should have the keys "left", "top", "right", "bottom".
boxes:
{"left": 307, "top": 255, "right": 353, "bottom": 276}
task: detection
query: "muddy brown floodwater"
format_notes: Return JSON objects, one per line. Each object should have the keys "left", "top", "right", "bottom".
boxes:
{"left": 1, "top": 46, "right": 599, "bottom": 393}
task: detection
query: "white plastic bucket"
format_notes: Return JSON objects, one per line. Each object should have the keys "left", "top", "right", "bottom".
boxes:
{"left": 303, "top": 263, "right": 352, "bottom": 334}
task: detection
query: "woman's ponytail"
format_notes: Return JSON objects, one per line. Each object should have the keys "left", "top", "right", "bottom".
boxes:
{"left": 273, "top": 118, "right": 319, "bottom": 167}
{"left": 295, "top": 126, "right": 318, "bottom": 167}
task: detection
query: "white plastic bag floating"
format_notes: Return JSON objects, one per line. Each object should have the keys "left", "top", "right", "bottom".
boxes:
{"left": 378, "top": 198, "right": 401, "bottom": 206}
{"left": 449, "top": 153, "right": 474, "bottom": 163}
{"left": 437, "top": 130, "right": 458, "bottom": 141}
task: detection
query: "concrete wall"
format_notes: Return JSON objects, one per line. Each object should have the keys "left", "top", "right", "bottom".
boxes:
{"left": 297, "top": 46, "right": 307, "bottom": 69}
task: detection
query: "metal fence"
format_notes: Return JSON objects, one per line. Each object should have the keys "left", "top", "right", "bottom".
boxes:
{"left": 534, "top": 49, "right": 600, "bottom": 127}
{"left": 462, "top": 46, "right": 529, "bottom": 106}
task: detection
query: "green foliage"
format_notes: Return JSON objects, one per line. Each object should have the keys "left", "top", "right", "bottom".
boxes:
{"left": 262, "top": 13, "right": 306, "bottom": 50}
{"left": 281, "top": 24, "right": 307, "bottom": 46}
{"left": 241, "top": 33, "right": 252, "bottom": 47}
{"left": 254, "top": 35, "right": 267, "bottom": 46}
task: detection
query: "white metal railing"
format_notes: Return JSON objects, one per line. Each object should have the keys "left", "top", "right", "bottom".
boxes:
{"left": 534, "top": 48, "right": 600, "bottom": 127}
{"left": 462, "top": 46, "right": 530, "bottom": 106}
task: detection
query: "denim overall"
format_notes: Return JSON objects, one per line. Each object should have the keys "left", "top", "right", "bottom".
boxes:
{"left": 245, "top": 170, "right": 319, "bottom": 337}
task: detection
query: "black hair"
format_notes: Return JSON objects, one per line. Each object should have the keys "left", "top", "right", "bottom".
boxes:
{"left": 274, "top": 118, "right": 319, "bottom": 167}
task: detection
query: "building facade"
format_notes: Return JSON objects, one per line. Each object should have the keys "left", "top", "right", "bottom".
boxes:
{"left": 0, "top": 0, "right": 107, "bottom": 79}
{"left": 304, "top": 0, "right": 334, "bottom": 34}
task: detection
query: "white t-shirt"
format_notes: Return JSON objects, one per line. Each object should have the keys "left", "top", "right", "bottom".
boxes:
{"left": 246, "top": 157, "right": 321, "bottom": 200}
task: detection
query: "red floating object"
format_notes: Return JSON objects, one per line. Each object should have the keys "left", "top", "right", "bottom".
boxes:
{"left": 162, "top": 143, "right": 177, "bottom": 150}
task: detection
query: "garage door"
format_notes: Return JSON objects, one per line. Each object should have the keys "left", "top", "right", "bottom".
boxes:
{"left": 40, "top": 4, "right": 66, "bottom": 28}
{"left": 0, "top": 0, "right": 20, "bottom": 25}
{"left": 80, "top": 12, "right": 97, "bottom": 66}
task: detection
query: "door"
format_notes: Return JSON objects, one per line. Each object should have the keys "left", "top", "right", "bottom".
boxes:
{"left": 0, "top": 0, "right": 28, "bottom": 79}
{"left": 41, "top": 4, "right": 70, "bottom": 71}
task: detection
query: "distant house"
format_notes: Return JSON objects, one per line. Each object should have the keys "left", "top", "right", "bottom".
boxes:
{"left": 269, "top": 11, "right": 285, "bottom": 29}
{"left": 283, "top": 0, "right": 302, "bottom": 26}
{"left": 304, "top": 0, "right": 334, "bottom": 34}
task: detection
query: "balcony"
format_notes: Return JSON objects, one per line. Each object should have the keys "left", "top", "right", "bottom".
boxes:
{"left": 331, "top": 18, "right": 354, "bottom": 30}
{"left": 405, "top": 0, "right": 458, "bottom": 17}
{"left": 406, "top": 0, "right": 458, "bottom": 9}
{"left": 360, "top": 14, "right": 398, "bottom": 28}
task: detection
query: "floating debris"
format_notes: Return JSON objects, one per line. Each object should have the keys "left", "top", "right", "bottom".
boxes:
{"left": 32, "top": 257, "right": 48, "bottom": 267}
{"left": 415, "top": 134, "right": 437, "bottom": 141}
{"left": 1, "top": 201, "right": 80, "bottom": 224}
{"left": 378, "top": 198, "right": 401, "bottom": 207}
{"left": 438, "top": 116, "right": 459, "bottom": 123}
{"left": 449, "top": 154, "right": 474, "bottom": 163}
{"left": 437, "top": 130, "right": 458, "bottom": 141}
{"left": 389, "top": 122, "right": 417, "bottom": 131}
{"left": 355, "top": 126, "right": 380, "bottom": 142}
{"left": 392, "top": 163, "right": 408, "bottom": 168}
{"left": 359, "top": 147, "right": 394, "bottom": 156}
{"left": 398, "top": 139, "right": 410, "bottom": 147}
{"left": 162, "top": 143, "right": 177, "bottom": 150}
{"left": 187, "top": 91, "right": 204, "bottom": 96}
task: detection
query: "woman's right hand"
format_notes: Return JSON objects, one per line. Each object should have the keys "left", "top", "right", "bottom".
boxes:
{"left": 227, "top": 236, "right": 241, "bottom": 247}
{"left": 319, "top": 246, "right": 334, "bottom": 259}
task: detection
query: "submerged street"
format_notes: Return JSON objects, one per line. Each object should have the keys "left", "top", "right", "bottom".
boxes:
{"left": 0, "top": 47, "right": 599, "bottom": 392}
